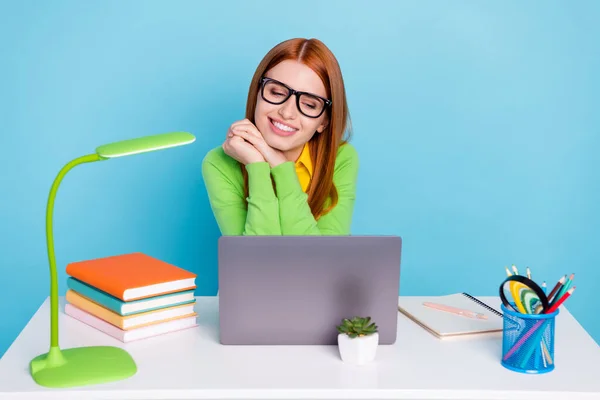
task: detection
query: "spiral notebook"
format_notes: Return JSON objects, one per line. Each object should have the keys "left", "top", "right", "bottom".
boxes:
{"left": 397, "top": 293, "right": 504, "bottom": 339}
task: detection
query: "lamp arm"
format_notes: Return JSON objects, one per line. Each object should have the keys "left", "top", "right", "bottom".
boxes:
{"left": 47, "top": 153, "right": 103, "bottom": 348}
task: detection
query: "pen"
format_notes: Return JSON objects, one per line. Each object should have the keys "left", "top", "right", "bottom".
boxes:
{"left": 423, "top": 302, "right": 488, "bottom": 320}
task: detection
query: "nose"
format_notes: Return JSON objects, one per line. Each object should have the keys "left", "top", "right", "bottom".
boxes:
{"left": 278, "top": 95, "right": 298, "bottom": 120}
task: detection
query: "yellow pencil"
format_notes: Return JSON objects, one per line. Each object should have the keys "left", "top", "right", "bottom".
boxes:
{"left": 526, "top": 267, "right": 531, "bottom": 279}
{"left": 505, "top": 266, "right": 512, "bottom": 277}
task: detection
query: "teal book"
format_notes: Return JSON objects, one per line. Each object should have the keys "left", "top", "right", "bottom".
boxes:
{"left": 66, "top": 277, "right": 196, "bottom": 316}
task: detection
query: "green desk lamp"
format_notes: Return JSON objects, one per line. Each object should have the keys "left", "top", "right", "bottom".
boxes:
{"left": 29, "top": 131, "right": 196, "bottom": 388}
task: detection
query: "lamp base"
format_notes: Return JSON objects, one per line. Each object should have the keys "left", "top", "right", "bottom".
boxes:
{"left": 30, "top": 345, "right": 136, "bottom": 388}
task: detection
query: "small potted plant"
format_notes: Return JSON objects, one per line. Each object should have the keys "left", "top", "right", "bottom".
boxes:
{"left": 336, "top": 316, "right": 379, "bottom": 365}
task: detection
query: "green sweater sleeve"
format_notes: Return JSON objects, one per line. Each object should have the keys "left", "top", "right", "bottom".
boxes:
{"left": 270, "top": 143, "right": 359, "bottom": 235}
{"left": 201, "top": 147, "right": 282, "bottom": 235}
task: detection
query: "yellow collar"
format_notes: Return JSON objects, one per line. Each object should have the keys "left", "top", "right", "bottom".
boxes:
{"left": 295, "top": 143, "right": 313, "bottom": 176}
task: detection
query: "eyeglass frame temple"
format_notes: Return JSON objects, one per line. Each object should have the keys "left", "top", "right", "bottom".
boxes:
{"left": 260, "top": 77, "right": 331, "bottom": 117}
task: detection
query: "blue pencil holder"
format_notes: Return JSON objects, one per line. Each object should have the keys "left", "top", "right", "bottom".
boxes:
{"left": 500, "top": 303, "right": 559, "bottom": 374}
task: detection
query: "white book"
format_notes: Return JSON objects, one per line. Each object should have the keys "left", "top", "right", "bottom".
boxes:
{"left": 398, "top": 293, "right": 504, "bottom": 339}
{"left": 65, "top": 303, "right": 198, "bottom": 342}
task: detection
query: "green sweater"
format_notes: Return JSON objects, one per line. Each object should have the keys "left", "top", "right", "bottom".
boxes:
{"left": 201, "top": 143, "right": 359, "bottom": 236}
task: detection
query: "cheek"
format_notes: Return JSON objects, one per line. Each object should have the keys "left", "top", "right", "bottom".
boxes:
{"left": 254, "top": 102, "right": 265, "bottom": 122}
{"left": 254, "top": 103, "right": 274, "bottom": 130}
{"left": 254, "top": 105, "right": 268, "bottom": 132}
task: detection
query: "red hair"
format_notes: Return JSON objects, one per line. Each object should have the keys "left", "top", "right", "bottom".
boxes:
{"left": 242, "top": 38, "right": 351, "bottom": 219}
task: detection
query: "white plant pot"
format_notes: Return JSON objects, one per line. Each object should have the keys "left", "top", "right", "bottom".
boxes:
{"left": 337, "top": 332, "right": 379, "bottom": 365}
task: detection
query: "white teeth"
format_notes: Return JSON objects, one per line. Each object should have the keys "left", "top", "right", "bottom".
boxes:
{"left": 272, "top": 120, "right": 297, "bottom": 132}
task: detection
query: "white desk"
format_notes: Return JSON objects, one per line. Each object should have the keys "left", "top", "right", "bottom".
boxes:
{"left": 1, "top": 296, "right": 599, "bottom": 400}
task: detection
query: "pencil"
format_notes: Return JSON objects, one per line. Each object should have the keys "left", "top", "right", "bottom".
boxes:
{"left": 546, "top": 287, "right": 575, "bottom": 314}
{"left": 512, "top": 265, "right": 519, "bottom": 275}
{"left": 541, "top": 342, "right": 548, "bottom": 368}
{"left": 541, "top": 340, "right": 553, "bottom": 365}
{"left": 542, "top": 281, "right": 547, "bottom": 295}
{"left": 553, "top": 273, "right": 574, "bottom": 306}
{"left": 505, "top": 266, "right": 512, "bottom": 277}
{"left": 546, "top": 275, "right": 566, "bottom": 303}
{"left": 526, "top": 267, "right": 531, "bottom": 279}
{"left": 534, "top": 339, "right": 541, "bottom": 370}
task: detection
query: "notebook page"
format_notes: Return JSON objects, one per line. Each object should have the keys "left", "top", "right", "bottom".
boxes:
{"left": 398, "top": 293, "right": 503, "bottom": 337}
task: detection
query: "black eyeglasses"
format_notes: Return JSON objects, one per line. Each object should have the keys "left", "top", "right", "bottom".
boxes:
{"left": 259, "top": 77, "right": 331, "bottom": 118}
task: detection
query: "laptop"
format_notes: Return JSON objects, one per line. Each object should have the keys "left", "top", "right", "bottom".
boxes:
{"left": 217, "top": 235, "right": 402, "bottom": 345}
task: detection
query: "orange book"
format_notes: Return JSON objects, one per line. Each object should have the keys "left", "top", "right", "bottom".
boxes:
{"left": 66, "top": 252, "right": 196, "bottom": 301}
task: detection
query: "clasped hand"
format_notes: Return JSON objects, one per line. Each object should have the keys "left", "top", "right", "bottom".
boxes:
{"left": 222, "top": 119, "right": 288, "bottom": 168}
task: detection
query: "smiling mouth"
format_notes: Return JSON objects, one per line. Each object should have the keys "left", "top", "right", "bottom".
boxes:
{"left": 269, "top": 118, "right": 298, "bottom": 136}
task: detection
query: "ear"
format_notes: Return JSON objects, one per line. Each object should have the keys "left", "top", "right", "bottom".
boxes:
{"left": 317, "top": 117, "right": 329, "bottom": 133}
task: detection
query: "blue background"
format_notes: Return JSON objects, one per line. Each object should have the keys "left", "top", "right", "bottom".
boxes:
{"left": 1, "top": 0, "right": 598, "bottom": 357}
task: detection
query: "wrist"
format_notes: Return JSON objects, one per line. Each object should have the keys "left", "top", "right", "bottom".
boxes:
{"left": 268, "top": 160, "right": 286, "bottom": 168}
{"left": 244, "top": 156, "right": 265, "bottom": 165}
{"left": 267, "top": 154, "right": 288, "bottom": 169}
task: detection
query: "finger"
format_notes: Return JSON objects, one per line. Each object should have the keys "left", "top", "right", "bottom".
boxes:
{"left": 231, "top": 121, "right": 261, "bottom": 137}
{"left": 230, "top": 128, "right": 255, "bottom": 143}
{"left": 229, "top": 120, "right": 248, "bottom": 131}
{"left": 230, "top": 118, "right": 252, "bottom": 128}
{"left": 223, "top": 136, "right": 242, "bottom": 155}
{"left": 231, "top": 131, "right": 267, "bottom": 154}
{"left": 226, "top": 135, "right": 241, "bottom": 145}
{"left": 227, "top": 125, "right": 243, "bottom": 137}
{"left": 230, "top": 129, "right": 256, "bottom": 143}
{"left": 228, "top": 136, "right": 250, "bottom": 150}
{"left": 224, "top": 134, "right": 240, "bottom": 144}
{"left": 227, "top": 127, "right": 247, "bottom": 139}
{"left": 230, "top": 135, "right": 245, "bottom": 144}
{"left": 232, "top": 126, "right": 263, "bottom": 140}
{"left": 230, "top": 122, "right": 253, "bottom": 132}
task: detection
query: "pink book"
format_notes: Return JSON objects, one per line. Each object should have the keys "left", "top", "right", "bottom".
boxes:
{"left": 65, "top": 303, "right": 198, "bottom": 342}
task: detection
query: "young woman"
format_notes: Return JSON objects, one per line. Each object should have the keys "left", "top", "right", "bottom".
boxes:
{"left": 202, "top": 37, "right": 359, "bottom": 236}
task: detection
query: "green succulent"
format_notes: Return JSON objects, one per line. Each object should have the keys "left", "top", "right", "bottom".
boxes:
{"left": 336, "top": 316, "right": 378, "bottom": 338}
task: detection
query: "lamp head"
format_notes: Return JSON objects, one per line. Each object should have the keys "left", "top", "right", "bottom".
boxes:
{"left": 95, "top": 131, "right": 195, "bottom": 159}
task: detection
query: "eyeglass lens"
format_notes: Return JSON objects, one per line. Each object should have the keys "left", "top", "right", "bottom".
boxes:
{"left": 262, "top": 80, "right": 326, "bottom": 118}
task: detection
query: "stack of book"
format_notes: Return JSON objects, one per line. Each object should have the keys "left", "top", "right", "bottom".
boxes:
{"left": 64, "top": 252, "right": 198, "bottom": 342}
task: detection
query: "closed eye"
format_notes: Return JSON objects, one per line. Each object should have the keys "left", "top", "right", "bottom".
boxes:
{"left": 269, "top": 89, "right": 287, "bottom": 97}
